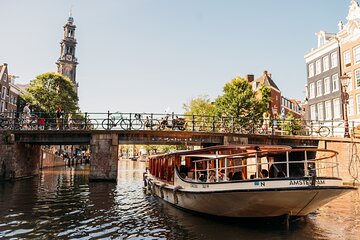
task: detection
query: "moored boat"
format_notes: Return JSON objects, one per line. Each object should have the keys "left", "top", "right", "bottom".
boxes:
{"left": 144, "top": 145, "right": 356, "bottom": 218}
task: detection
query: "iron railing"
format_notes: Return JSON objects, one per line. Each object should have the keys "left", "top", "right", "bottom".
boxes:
{"left": 0, "top": 111, "right": 359, "bottom": 138}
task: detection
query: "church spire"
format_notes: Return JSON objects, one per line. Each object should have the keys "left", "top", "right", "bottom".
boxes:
{"left": 56, "top": 13, "right": 79, "bottom": 95}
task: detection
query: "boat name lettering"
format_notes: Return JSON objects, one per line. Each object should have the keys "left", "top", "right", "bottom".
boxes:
{"left": 254, "top": 181, "right": 265, "bottom": 186}
{"left": 202, "top": 184, "right": 209, "bottom": 188}
{"left": 190, "top": 183, "right": 198, "bottom": 188}
{"left": 289, "top": 179, "right": 325, "bottom": 185}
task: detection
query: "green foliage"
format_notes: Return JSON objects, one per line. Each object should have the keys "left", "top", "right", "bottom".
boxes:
{"left": 21, "top": 72, "right": 79, "bottom": 114}
{"left": 278, "top": 112, "right": 303, "bottom": 135}
{"left": 183, "top": 95, "right": 215, "bottom": 116}
{"left": 183, "top": 95, "right": 216, "bottom": 130}
{"left": 214, "top": 76, "right": 271, "bottom": 129}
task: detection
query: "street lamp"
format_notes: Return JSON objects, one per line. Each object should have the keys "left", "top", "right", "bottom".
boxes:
{"left": 340, "top": 73, "right": 350, "bottom": 138}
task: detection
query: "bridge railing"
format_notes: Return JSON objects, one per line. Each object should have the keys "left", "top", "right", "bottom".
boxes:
{"left": 1, "top": 111, "right": 359, "bottom": 138}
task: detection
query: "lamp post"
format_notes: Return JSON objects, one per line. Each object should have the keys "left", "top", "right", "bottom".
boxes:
{"left": 340, "top": 73, "right": 350, "bottom": 138}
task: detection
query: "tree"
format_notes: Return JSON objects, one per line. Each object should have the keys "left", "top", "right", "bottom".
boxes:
{"left": 183, "top": 95, "right": 216, "bottom": 131}
{"left": 214, "top": 76, "right": 271, "bottom": 130}
{"left": 21, "top": 72, "right": 79, "bottom": 113}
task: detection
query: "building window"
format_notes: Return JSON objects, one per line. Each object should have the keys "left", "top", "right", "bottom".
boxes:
{"left": 316, "top": 80, "right": 323, "bottom": 97}
{"left": 324, "top": 77, "right": 330, "bottom": 94}
{"left": 316, "top": 59, "right": 321, "bottom": 75}
{"left": 317, "top": 102, "right": 324, "bottom": 121}
{"left": 346, "top": 71, "right": 353, "bottom": 91}
{"left": 1, "top": 86, "right": 6, "bottom": 99}
{"left": 357, "top": 94, "right": 360, "bottom": 114}
{"left": 332, "top": 74, "right": 339, "bottom": 92}
{"left": 354, "top": 45, "right": 360, "bottom": 64}
{"left": 348, "top": 96, "right": 354, "bottom": 116}
{"left": 355, "top": 69, "right": 360, "bottom": 89}
{"left": 333, "top": 98, "right": 341, "bottom": 119}
{"left": 344, "top": 50, "right": 351, "bottom": 67}
{"left": 331, "top": 52, "right": 338, "bottom": 68}
{"left": 309, "top": 83, "right": 315, "bottom": 99}
{"left": 325, "top": 101, "right": 332, "bottom": 120}
{"left": 310, "top": 105, "right": 316, "bottom": 120}
{"left": 323, "top": 56, "right": 329, "bottom": 72}
{"left": 308, "top": 63, "right": 314, "bottom": 77}
{"left": 0, "top": 101, "right": 4, "bottom": 112}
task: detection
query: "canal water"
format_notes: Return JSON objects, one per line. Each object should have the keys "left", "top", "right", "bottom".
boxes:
{"left": 0, "top": 160, "right": 359, "bottom": 240}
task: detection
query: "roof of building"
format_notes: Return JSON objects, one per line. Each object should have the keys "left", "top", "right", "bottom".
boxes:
{"left": 253, "top": 70, "right": 280, "bottom": 91}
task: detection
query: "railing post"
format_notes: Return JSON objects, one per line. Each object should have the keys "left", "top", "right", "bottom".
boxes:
{"left": 351, "top": 121, "right": 355, "bottom": 137}
{"left": 231, "top": 116, "right": 234, "bottom": 133}
{"left": 331, "top": 119, "right": 334, "bottom": 137}
{"left": 212, "top": 115, "right": 215, "bottom": 132}
{"left": 192, "top": 114, "right": 195, "bottom": 132}
{"left": 172, "top": 112, "right": 175, "bottom": 130}
{"left": 150, "top": 113, "right": 154, "bottom": 130}
{"left": 107, "top": 111, "right": 110, "bottom": 130}
{"left": 129, "top": 113, "right": 132, "bottom": 130}
{"left": 271, "top": 118, "right": 275, "bottom": 136}
{"left": 85, "top": 112, "right": 88, "bottom": 129}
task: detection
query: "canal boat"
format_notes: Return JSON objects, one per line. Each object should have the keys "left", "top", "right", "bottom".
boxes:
{"left": 144, "top": 145, "right": 356, "bottom": 218}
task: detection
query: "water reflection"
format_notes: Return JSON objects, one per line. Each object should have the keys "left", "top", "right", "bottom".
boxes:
{"left": 0, "top": 160, "right": 359, "bottom": 239}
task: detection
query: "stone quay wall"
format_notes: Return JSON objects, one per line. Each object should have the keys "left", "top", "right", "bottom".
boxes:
{"left": 41, "top": 148, "right": 65, "bottom": 169}
{"left": 0, "top": 133, "right": 40, "bottom": 181}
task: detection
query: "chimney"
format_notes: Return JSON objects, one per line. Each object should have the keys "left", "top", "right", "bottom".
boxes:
{"left": 245, "top": 74, "right": 254, "bottom": 82}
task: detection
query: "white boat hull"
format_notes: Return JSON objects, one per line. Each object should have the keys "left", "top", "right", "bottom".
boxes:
{"left": 146, "top": 177, "right": 355, "bottom": 218}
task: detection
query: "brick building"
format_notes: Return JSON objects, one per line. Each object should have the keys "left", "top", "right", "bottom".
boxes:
{"left": 247, "top": 71, "right": 303, "bottom": 119}
{"left": 0, "top": 63, "right": 20, "bottom": 116}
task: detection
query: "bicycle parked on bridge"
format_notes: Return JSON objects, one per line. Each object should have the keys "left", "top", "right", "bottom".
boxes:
{"left": 102, "top": 113, "right": 143, "bottom": 130}
{"left": 307, "top": 122, "right": 331, "bottom": 137}
{"left": 144, "top": 115, "right": 160, "bottom": 130}
{"left": 66, "top": 114, "right": 98, "bottom": 130}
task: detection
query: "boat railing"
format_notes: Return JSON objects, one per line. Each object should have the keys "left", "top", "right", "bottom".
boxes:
{"left": 188, "top": 148, "right": 339, "bottom": 183}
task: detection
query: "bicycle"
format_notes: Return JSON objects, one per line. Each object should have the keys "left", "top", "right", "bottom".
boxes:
{"left": 102, "top": 113, "right": 143, "bottom": 130}
{"left": 62, "top": 114, "right": 98, "bottom": 130}
{"left": 308, "top": 123, "right": 330, "bottom": 137}
{"left": 0, "top": 114, "right": 11, "bottom": 129}
{"left": 144, "top": 116, "right": 160, "bottom": 130}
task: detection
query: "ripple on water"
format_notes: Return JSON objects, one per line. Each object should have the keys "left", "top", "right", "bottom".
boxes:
{"left": 1, "top": 163, "right": 360, "bottom": 239}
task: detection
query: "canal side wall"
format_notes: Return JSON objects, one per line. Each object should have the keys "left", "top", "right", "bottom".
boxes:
{"left": 319, "top": 140, "right": 360, "bottom": 183}
{"left": 41, "top": 148, "right": 65, "bottom": 168}
{"left": 0, "top": 133, "right": 40, "bottom": 181}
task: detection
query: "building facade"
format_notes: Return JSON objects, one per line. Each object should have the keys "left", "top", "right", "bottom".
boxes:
{"left": 305, "top": 0, "right": 360, "bottom": 125}
{"left": 0, "top": 63, "right": 20, "bottom": 116}
{"left": 56, "top": 14, "right": 79, "bottom": 95}
{"left": 247, "top": 71, "right": 303, "bottom": 119}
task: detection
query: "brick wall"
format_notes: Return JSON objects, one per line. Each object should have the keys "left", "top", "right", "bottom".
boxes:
{"left": 319, "top": 140, "right": 360, "bottom": 183}
{"left": 0, "top": 134, "right": 40, "bottom": 181}
{"left": 41, "top": 149, "right": 65, "bottom": 168}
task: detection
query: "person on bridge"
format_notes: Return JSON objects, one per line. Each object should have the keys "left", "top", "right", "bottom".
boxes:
{"left": 22, "top": 102, "right": 31, "bottom": 129}
{"left": 56, "top": 106, "right": 64, "bottom": 130}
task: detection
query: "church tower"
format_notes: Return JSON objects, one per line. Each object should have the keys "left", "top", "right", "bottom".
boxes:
{"left": 56, "top": 13, "right": 79, "bottom": 95}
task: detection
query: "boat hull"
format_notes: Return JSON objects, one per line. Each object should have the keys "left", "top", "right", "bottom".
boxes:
{"left": 146, "top": 178, "right": 355, "bottom": 218}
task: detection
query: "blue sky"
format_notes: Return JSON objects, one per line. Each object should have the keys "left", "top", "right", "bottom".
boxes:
{"left": 0, "top": 0, "right": 352, "bottom": 114}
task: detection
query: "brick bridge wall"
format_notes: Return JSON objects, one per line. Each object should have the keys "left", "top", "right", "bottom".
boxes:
{"left": 0, "top": 133, "right": 41, "bottom": 181}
